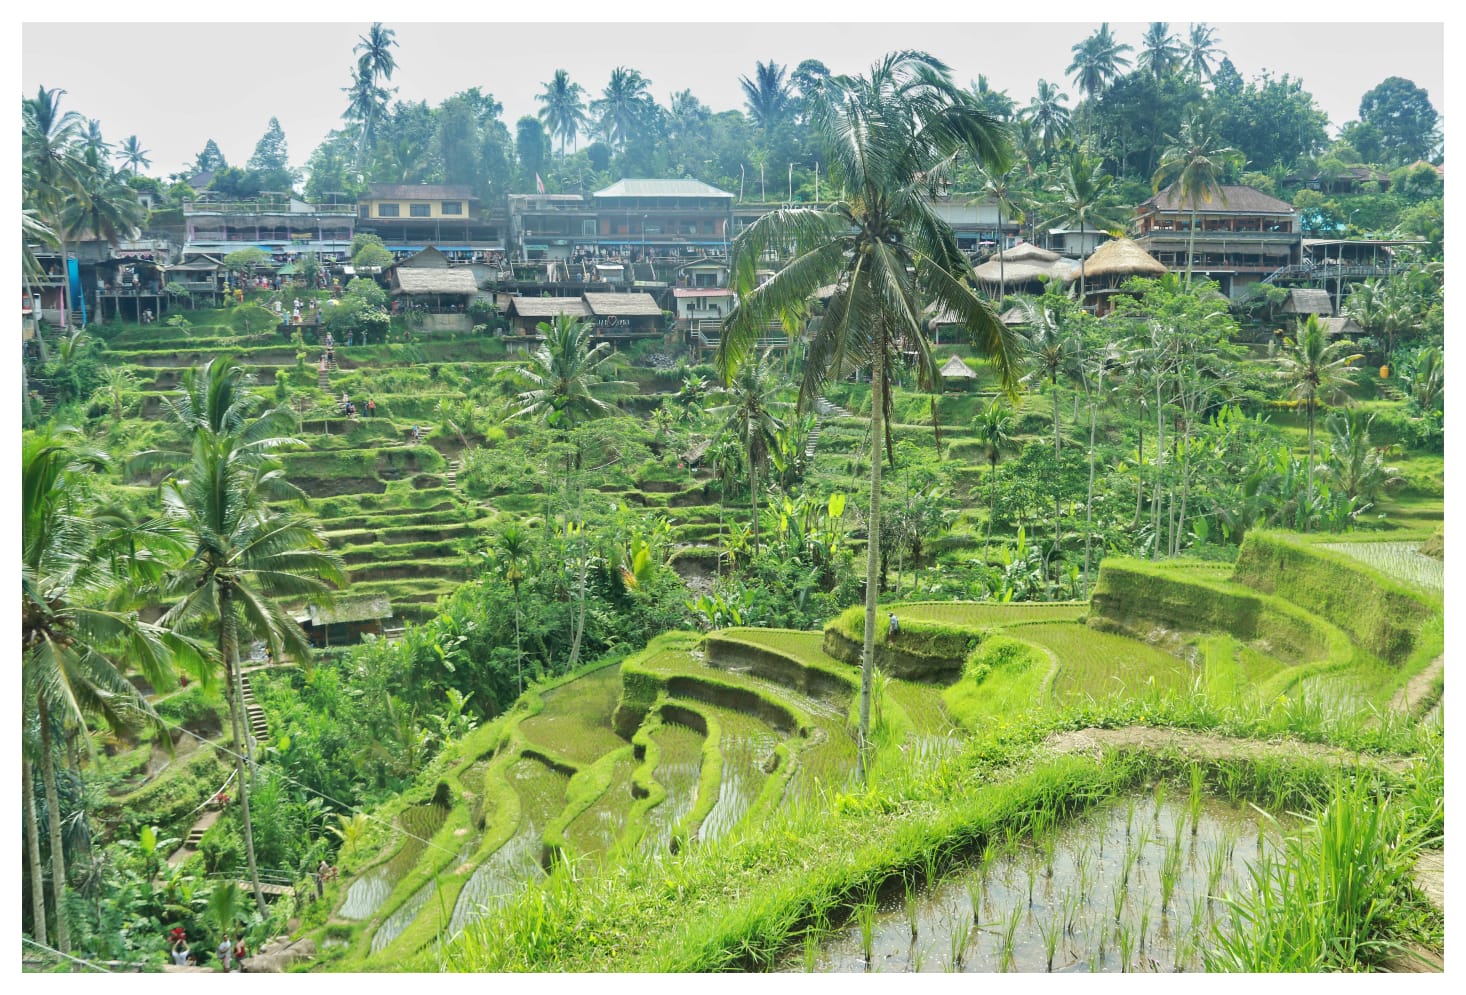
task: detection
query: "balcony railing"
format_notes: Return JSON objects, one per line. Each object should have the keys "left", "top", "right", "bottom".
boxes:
{"left": 184, "top": 202, "right": 357, "bottom": 216}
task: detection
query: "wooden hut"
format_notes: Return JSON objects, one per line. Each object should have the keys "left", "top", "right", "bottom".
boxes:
{"left": 1065, "top": 237, "right": 1166, "bottom": 313}
{"left": 504, "top": 296, "right": 589, "bottom": 338}
{"left": 939, "top": 354, "right": 978, "bottom": 390}
{"left": 389, "top": 246, "right": 480, "bottom": 321}
{"left": 1282, "top": 288, "right": 1334, "bottom": 317}
{"left": 972, "top": 242, "right": 1078, "bottom": 296}
{"left": 295, "top": 594, "right": 393, "bottom": 648}
{"left": 583, "top": 292, "right": 664, "bottom": 341}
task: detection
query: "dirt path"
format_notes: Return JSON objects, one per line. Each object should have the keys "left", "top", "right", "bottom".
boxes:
{"left": 1043, "top": 725, "right": 1413, "bottom": 773}
{"left": 1386, "top": 656, "right": 1443, "bottom": 718}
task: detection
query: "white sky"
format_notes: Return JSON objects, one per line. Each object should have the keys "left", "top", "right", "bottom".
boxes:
{"left": 19, "top": 4, "right": 1450, "bottom": 179}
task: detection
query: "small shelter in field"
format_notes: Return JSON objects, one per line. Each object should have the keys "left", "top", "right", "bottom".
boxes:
{"left": 1318, "top": 315, "right": 1364, "bottom": 337}
{"left": 1066, "top": 237, "right": 1166, "bottom": 313}
{"left": 939, "top": 354, "right": 978, "bottom": 390}
{"left": 295, "top": 594, "right": 393, "bottom": 648}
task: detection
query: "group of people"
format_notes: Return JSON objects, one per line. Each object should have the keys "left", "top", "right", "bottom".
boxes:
{"left": 166, "top": 926, "right": 246, "bottom": 971}
{"left": 339, "top": 392, "right": 375, "bottom": 420}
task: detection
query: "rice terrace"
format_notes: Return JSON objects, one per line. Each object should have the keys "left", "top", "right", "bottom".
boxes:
{"left": 21, "top": 20, "right": 1445, "bottom": 974}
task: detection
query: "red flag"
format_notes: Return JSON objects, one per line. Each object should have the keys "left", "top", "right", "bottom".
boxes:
{"left": 535, "top": 173, "right": 545, "bottom": 194}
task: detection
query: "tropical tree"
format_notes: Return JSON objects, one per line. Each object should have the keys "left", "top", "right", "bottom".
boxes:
{"left": 143, "top": 358, "right": 345, "bottom": 914}
{"left": 537, "top": 70, "right": 589, "bottom": 156}
{"left": 967, "top": 75, "right": 1016, "bottom": 121}
{"left": 492, "top": 525, "right": 533, "bottom": 696}
{"left": 717, "top": 51, "right": 1020, "bottom": 777}
{"left": 1024, "top": 79, "right": 1071, "bottom": 153}
{"left": 342, "top": 63, "right": 391, "bottom": 164}
{"left": 1274, "top": 315, "right": 1361, "bottom": 524}
{"left": 354, "top": 22, "right": 398, "bottom": 86}
{"left": 975, "top": 398, "right": 1016, "bottom": 558}
{"left": 1185, "top": 24, "right": 1223, "bottom": 81}
{"left": 117, "top": 135, "right": 151, "bottom": 175}
{"left": 1322, "top": 409, "right": 1399, "bottom": 507}
{"left": 591, "top": 67, "right": 654, "bottom": 152}
{"left": 1152, "top": 113, "right": 1244, "bottom": 286}
{"left": 58, "top": 161, "right": 145, "bottom": 255}
{"left": 1067, "top": 23, "right": 1133, "bottom": 100}
{"left": 23, "top": 429, "right": 190, "bottom": 953}
{"left": 740, "top": 60, "right": 793, "bottom": 132}
{"left": 1401, "top": 345, "right": 1443, "bottom": 412}
{"left": 1137, "top": 22, "right": 1184, "bottom": 78}
{"left": 707, "top": 351, "right": 790, "bottom": 556}
{"left": 1047, "top": 150, "right": 1124, "bottom": 304}
{"left": 973, "top": 161, "right": 1022, "bottom": 303}
{"left": 511, "top": 314, "right": 631, "bottom": 666}
{"left": 22, "top": 86, "right": 88, "bottom": 330}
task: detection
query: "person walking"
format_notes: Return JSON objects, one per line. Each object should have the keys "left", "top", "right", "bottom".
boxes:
{"left": 217, "top": 934, "right": 233, "bottom": 972}
{"left": 887, "top": 612, "right": 900, "bottom": 641}
{"left": 366, "top": 398, "right": 376, "bottom": 419}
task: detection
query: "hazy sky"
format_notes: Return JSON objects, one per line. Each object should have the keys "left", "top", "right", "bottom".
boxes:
{"left": 19, "top": 6, "right": 1451, "bottom": 180}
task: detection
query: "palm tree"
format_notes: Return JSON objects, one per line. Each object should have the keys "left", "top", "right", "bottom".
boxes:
{"left": 973, "top": 161, "right": 1022, "bottom": 304}
{"left": 1023, "top": 79, "right": 1071, "bottom": 154}
{"left": 1185, "top": 24, "right": 1224, "bottom": 82}
{"left": 536, "top": 70, "right": 589, "bottom": 156}
{"left": 144, "top": 359, "right": 345, "bottom": 915}
{"left": 59, "top": 162, "right": 145, "bottom": 255}
{"left": 342, "top": 64, "right": 391, "bottom": 166}
{"left": 117, "top": 135, "right": 151, "bottom": 175}
{"left": 1137, "top": 22, "right": 1184, "bottom": 78}
{"left": 23, "top": 429, "right": 190, "bottom": 953}
{"left": 1152, "top": 113, "right": 1244, "bottom": 286}
{"left": 1274, "top": 316, "right": 1362, "bottom": 525}
{"left": 354, "top": 22, "right": 398, "bottom": 84}
{"left": 22, "top": 86, "right": 88, "bottom": 331}
{"left": 591, "top": 67, "right": 653, "bottom": 152}
{"left": 717, "top": 50, "right": 1019, "bottom": 778}
{"left": 1402, "top": 346, "right": 1443, "bottom": 412}
{"left": 968, "top": 75, "right": 1016, "bottom": 121}
{"left": 1048, "top": 151, "right": 1125, "bottom": 306}
{"left": 975, "top": 399, "right": 1016, "bottom": 558}
{"left": 707, "top": 351, "right": 790, "bottom": 556}
{"left": 512, "top": 314, "right": 631, "bottom": 666}
{"left": 1067, "top": 23, "right": 1133, "bottom": 100}
{"left": 493, "top": 525, "right": 533, "bottom": 696}
{"left": 740, "top": 60, "right": 793, "bottom": 132}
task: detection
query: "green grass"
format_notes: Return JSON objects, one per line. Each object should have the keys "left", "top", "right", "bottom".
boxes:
{"left": 1023, "top": 622, "right": 1196, "bottom": 703}
{"left": 891, "top": 601, "right": 1088, "bottom": 627}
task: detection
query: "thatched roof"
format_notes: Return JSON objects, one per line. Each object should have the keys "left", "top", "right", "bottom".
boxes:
{"left": 1142, "top": 184, "right": 1295, "bottom": 215}
{"left": 997, "top": 242, "right": 1062, "bottom": 263}
{"left": 1319, "top": 316, "right": 1363, "bottom": 337}
{"left": 392, "top": 267, "right": 479, "bottom": 296}
{"left": 584, "top": 292, "right": 663, "bottom": 316}
{"left": 939, "top": 354, "right": 977, "bottom": 379}
{"left": 1065, "top": 237, "right": 1166, "bottom": 283}
{"left": 1282, "top": 288, "right": 1334, "bottom": 315}
{"left": 999, "top": 306, "right": 1029, "bottom": 325}
{"left": 399, "top": 246, "right": 451, "bottom": 269}
{"left": 973, "top": 258, "right": 1078, "bottom": 285}
{"left": 508, "top": 296, "right": 591, "bottom": 318}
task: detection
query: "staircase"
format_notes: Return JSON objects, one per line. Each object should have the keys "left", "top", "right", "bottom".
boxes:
{"left": 1261, "top": 263, "right": 1314, "bottom": 285}
{"left": 240, "top": 674, "right": 268, "bottom": 746}
{"left": 445, "top": 458, "right": 462, "bottom": 488}
{"left": 317, "top": 366, "right": 332, "bottom": 390}
{"left": 804, "top": 397, "right": 853, "bottom": 459}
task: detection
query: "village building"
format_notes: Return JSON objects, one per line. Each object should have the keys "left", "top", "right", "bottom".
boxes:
{"left": 1064, "top": 236, "right": 1167, "bottom": 314}
{"left": 295, "top": 594, "right": 394, "bottom": 649}
{"left": 1131, "top": 184, "right": 1299, "bottom": 299}
{"left": 971, "top": 242, "right": 1079, "bottom": 296}
{"left": 387, "top": 246, "right": 482, "bottom": 331}
{"left": 590, "top": 178, "right": 734, "bottom": 263}
{"left": 182, "top": 196, "right": 356, "bottom": 261}
{"left": 356, "top": 184, "right": 504, "bottom": 261}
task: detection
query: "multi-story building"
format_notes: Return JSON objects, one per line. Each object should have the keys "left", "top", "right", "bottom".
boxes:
{"left": 1132, "top": 184, "right": 1301, "bottom": 299}
{"left": 591, "top": 178, "right": 734, "bottom": 261}
{"left": 356, "top": 184, "right": 505, "bottom": 260}
{"left": 182, "top": 197, "right": 356, "bottom": 260}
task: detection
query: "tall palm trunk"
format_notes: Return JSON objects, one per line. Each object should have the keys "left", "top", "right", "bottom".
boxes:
{"left": 749, "top": 458, "right": 760, "bottom": 555}
{"left": 1150, "top": 376, "right": 1165, "bottom": 558}
{"left": 857, "top": 337, "right": 886, "bottom": 783}
{"left": 569, "top": 444, "right": 590, "bottom": 668}
{"left": 221, "top": 588, "right": 267, "bottom": 916}
{"left": 1131, "top": 405, "right": 1146, "bottom": 528}
{"left": 37, "top": 698, "right": 70, "bottom": 954}
{"left": 1078, "top": 220, "right": 1087, "bottom": 307}
{"left": 996, "top": 204, "right": 1006, "bottom": 304}
{"left": 58, "top": 233, "right": 71, "bottom": 331}
{"left": 1084, "top": 386, "right": 1098, "bottom": 597}
{"left": 1185, "top": 208, "right": 1198, "bottom": 286}
{"left": 1304, "top": 395, "right": 1316, "bottom": 532}
{"left": 986, "top": 456, "right": 998, "bottom": 559}
{"left": 24, "top": 757, "right": 49, "bottom": 946}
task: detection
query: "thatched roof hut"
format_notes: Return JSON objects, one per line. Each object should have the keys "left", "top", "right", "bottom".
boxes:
{"left": 390, "top": 267, "right": 480, "bottom": 297}
{"left": 1065, "top": 237, "right": 1166, "bottom": 287}
{"left": 939, "top": 354, "right": 977, "bottom": 379}
{"left": 1319, "top": 316, "right": 1363, "bottom": 337}
{"left": 1282, "top": 288, "right": 1334, "bottom": 316}
{"left": 973, "top": 242, "right": 1078, "bottom": 289}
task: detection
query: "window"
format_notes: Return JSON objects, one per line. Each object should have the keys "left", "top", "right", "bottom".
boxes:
{"left": 410, "top": 203, "right": 431, "bottom": 217}
{"left": 441, "top": 201, "right": 462, "bottom": 216}
{"left": 359, "top": 205, "right": 369, "bottom": 218}
{"left": 377, "top": 203, "right": 400, "bottom": 218}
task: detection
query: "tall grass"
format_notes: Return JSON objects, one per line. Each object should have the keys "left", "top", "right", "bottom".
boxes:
{"left": 1205, "top": 776, "right": 1425, "bottom": 971}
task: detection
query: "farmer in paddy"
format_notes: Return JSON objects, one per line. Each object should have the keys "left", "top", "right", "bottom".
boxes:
{"left": 888, "top": 612, "right": 900, "bottom": 641}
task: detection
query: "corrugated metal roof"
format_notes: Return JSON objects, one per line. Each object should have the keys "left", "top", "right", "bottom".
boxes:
{"left": 593, "top": 178, "right": 734, "bottom": 199}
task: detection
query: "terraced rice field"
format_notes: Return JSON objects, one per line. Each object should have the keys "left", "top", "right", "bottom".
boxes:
{"left": 371, "top": 880, "right": 435, "bottom": 954}
{"left": 893, "top": 602, "right": 1088, "bottom": 627}
{"left": 1018, "top": 624, "right": 1196, "bottom": 703}
{"left": 448, "top": 825, "right": 546, "bottom": 936}
{"left": 1321, "top": 541, "right": 1444, "bottom": 593}
{"left": 642, "top": 722, "right": 704, "bottom": 855}
{"left": 338, "top": 801, "right": 449, "bottom": 920}
{"left": 692, "top": 701, "right": 780, "bottom": 843}
{"left": 565, "top": 753, "right": 638, "bottom": 858}
{"left": 520, "top": 665, "right": 627, "bottom": 764}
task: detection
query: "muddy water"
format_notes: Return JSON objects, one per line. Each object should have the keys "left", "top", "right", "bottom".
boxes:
{"left": 448, "top": 825, "right": 546, "bottom": 936}
{"left": 695, "top": 703, "right": 778, "bottom": 842}
{"left": 371, "top": 880, "right": 435, "bottom": 954}
{"left": 785, "top": 794, "right": 1288, "bottom": 973}
{"left": 642, "top": 722, "right": 703, "bottom": 855}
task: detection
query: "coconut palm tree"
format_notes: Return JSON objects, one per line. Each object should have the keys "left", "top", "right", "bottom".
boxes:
{"left": 973, "top": 161, "right": 1022, "bottom": 304}
{"left": 492, "top": 525, "right": 533, "bottom": 696}
{"left": 716, "top": 50, "right": 1019, "bottom": 777}
{"left": 1047, "top": 151, "right": 1125, "bottom": 306}
{"left": 512, "top": 314, "right": 631, "bottom": 666}
{"left": 59, "top": 162, "right": 145, "bottom": 254}
{"left": 1023, "top": 79, "right": 1071, "bottom": 154}
{"left": 591, "top": 67, "right": 654, "bottom": 152}
{"left": 1274, "top": 315, "right": 1361, "bottom": 525}
{"left": 967, "top": 75, "right": 1016, "bottom": 122}
{"left": 740, "top": 60, "right": 793, "bottom": 133}
{"left": 342, "top": 64, "right": 391, "bottom": 166}
{"left": 1152, "top": 113, "right": 1244, "bottom": 287}
{"left": 707, "top": 351, "right": 790, "bottom": 556}
{"left": 354, "top": 22, "right": 398, "bottom": 84}
{"left": 117, "top": 135, "right": 151, "bottom": 175}
{"left": 22, "top": 86, "right": 88, "bottom": 331}
{"left": 536, "top": 70, "right": 589, "bottom": 156}
{"left": 1137, "top": 22, "right": 1184, "bottom": 78}
{"left": 975, "top": 398, "right": 1016, "bottom": 558}
{"left": 143, "top": 359, "right": 344, "bottom": 915}
{"left": 1185, "top": 24, "right": 1224, "bottom": 82}
{"left": 1067, "top": 23, "right": 1133, "bottom": 100}
{"left": 23, "top": 429, "right": 192, "bottom": 953}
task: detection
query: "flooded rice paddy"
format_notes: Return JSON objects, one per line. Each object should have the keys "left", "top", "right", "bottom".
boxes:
{"left": 785, "top": 792, "right": 1289, "bottom": 973}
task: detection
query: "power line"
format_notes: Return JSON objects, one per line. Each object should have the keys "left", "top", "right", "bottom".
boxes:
{"left": 21, "top": 936, "right": 121, "bottom": 973}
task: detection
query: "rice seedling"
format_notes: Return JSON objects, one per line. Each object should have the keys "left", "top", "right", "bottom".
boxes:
{"left": 1115, "top": 919, "right": 1134, "bottom": 972}
{"left": 1160, "top": 831, "right": 1184, "bottom": 914}
{"left": 965, "top": 876, "right": 983, "bottom": 923}
{"left": 1111, "top": 879, "right": 1127, "bottom": 923}
{"left": 1137, "top": 904, "right": 1150, "bottom": 957}
{"left": 1188, "top": 765, "right": 1205, "bottom": 836}
{"left": 1152, "top": 781, "right": 1167, "bottom": 822}
{"left": 1037, "top": 905, "right": 1061, "bottom": 971}
{"left": 999, "top": 902, "right": 1022, "bottom": 971}
{"left": 904, "top": 878, "right": 919, "bottom": 940}
{"left": 803, "top": 930, "right": 819, "bottom": 972}
{"left": 1025, "top": 853, "right": 1038, "bottom": 907}
{"left": 1125, "top": 795, "right": 1137, "bottom": 838}
{"left": 856, "top": 895, "right": 877, "bottom": 967}
{"left": 946, "top": 908, "right": 972, "bottom": 972}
